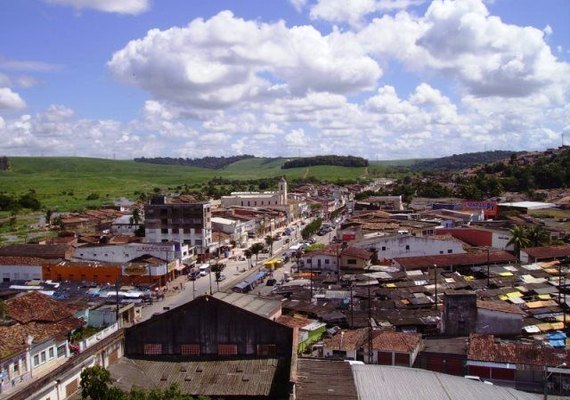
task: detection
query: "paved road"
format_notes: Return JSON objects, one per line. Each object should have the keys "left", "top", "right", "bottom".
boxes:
{"left": 138, "top": 221, "right": 307, "bottom": 321}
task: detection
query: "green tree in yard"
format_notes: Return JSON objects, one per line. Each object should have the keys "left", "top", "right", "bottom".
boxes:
{"left": 507, "top": 225, "right": 531, "bottom": 259}
{"left": 249, "top": 242, "right": 265, "bottom": 264}
{"left": 244, "top": 249, "right": 253, "bottom": 268}
{"left": 265, "top": 235, "right": 275, "bottom": 256}
{"left": 132, "top": 208, "right": 142, "bottom": 225}
{"left": 210, "top": 262, "right": 226, "bottom": 291}
{"left": 80, "top": 365, "right": 113, "bottom": 400}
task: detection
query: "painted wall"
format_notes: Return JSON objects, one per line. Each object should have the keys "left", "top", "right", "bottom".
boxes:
{"left": 0, "top": 265, "right": 42, "bottom": 282}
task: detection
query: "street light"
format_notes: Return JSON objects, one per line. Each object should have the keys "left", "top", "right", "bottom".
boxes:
{"left": 544, "top": 362, "right": 567, "bottom": 399}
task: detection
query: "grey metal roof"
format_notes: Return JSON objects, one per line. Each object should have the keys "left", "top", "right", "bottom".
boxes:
{"left": 351, "top": 365, "right": 540, "bottom": 400}
{"left": 108, "top": 357, "right": 284, "bottom": 397}
{"left": 213, "top": 291, "right": 281, "bottom": 319}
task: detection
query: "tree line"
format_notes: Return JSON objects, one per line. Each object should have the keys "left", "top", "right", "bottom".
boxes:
{"left": 281, "top": 155, "right": 368, "bottom": 169}
{"left": 134, "top": 155, "right": 255, "bottom": 170}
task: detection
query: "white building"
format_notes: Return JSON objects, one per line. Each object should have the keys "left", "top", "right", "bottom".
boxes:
{"left": 211, "top": 217, "right": 255, "bottom": 248}
{"left": 74, "top": 242, "right": 191, "bottom": 264}
{"left": 0, "top": 257, "right": 43, "bottom": 282}
{"left": 110, "top": 214, "right": 141, "bottom": 235}
{"left": 357, "top": 234, "right": 466, "bottom": 261}
{"left": 221, "top": 177, "right": 288, "bottom": 208}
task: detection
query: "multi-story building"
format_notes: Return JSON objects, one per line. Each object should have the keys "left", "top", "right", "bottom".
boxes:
{"left": 144, "top": 196, "right": 212, "bottom": 256}
{"left": 220, "top": 177, "right": 288, "bottom": 208}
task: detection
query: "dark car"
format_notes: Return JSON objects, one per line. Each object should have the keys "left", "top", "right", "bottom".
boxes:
{"left": 266, "top": 278, "right": 277, "bottom": 286}
{"left": 188, "top": 271, "right": 199, "bottom": 281}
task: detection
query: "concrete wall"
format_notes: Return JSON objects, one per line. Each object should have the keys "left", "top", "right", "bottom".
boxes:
{"left": 362, "top": 235, "right": 465, "bottom": 260}
{"left": 476, "top": 309, "right": 522, "bottom": 336}
{"left": 0, "top": 265, "right": 42, "bottom": 282}
{"left": 443, "top": 293, "right": 478, "bottom": 336}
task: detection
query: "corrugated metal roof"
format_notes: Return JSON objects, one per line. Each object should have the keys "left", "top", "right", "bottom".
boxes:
{"left": 296, "top": 359, "right": 358, "bottom": 400}
{"left": 213, "top": 292, "right": 281, "bottom": 319}
{"left": 351, "top": 365, "right": 540, "bottom": 400}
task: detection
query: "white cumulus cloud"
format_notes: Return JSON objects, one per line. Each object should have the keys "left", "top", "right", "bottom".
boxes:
{"left": 108, "top": 11, "right": 381, "bottom": 109}
{"left": 0, "top": 87, "right": 26, "bottom": 110}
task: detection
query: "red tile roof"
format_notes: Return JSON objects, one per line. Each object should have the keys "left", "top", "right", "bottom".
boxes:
{"left": 0, "top": 256, "right": 45, "bottom": 265}
{"left": 5, "top": 291, "right": 75, "bottom": 324}
{"left": 277, "top": 315, "right": 312, "bottom": 329}
{"left": 0, "top": 244, "right": 71, "bottom": 259}
{"left": 0, "top": 292, "right": 84, "bottom": 361}
{"left": 468, "top": 334, "right": 569, "bottom": 366}
{"left": 394, "top": 251, "right": 516, "bottom": 270}
{"left": 368, "top": 331, "right": 423, "bottom": 353}
{"left": 521, "top": 245, "right": 570, "bottom": 260}
{"left": 322, "top": 329, "right": 367, "bottom": 351}
{"left": 342, "top": 246, "right": 372, "bottom": 260}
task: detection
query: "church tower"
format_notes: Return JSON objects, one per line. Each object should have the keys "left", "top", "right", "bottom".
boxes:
{"left": 278, "top": 177, "right": 288, "bottom": 205}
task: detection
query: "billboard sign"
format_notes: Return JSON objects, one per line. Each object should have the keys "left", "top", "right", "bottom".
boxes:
{"left": 462, "top": 201, "right": 498, "bottom": 218}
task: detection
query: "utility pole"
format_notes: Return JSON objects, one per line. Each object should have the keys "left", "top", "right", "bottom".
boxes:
{"left": 367, "top": 286, "right": 373, "bottom": 363}
{"left": 487, "top": 248, "right": 491, "bottom": 288}
{"left": 434, "top": 264, "right": 438, "bottom": 310}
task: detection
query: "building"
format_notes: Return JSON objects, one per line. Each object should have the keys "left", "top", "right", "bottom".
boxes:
{"left": 443, "top": 292, "right": 525, "bottom": 337}
{"left": 0, "top": 244, "right": 73, "bottom": 261}
{"left": 74, "top": 242, "right": 191, "bottom": 264}
{"left": 144, "top": 196, "right": 213, "bottom": 256}
{"left": 221, "top": 177, "right": 288, "bottom": 208}
{"left": 519, "top": 244, "right": 570, "bottom": 264}
{"left": 112, "top": 293, "right": 294, "bottom": 398}
{"left": 436, "top": 227, "right": 514, "bottom": 251}
{"left": 110, "top": 214, "right": 141, "bottom": 235}
{"left": 0, "top": 292, "right": 83, "bottom": 395}
{"left": 357, "top": 234, "right": 466, "bottom": 261}
{"left": 0, "top": 257, "right": 44, "bottom": 282}
{"left": 365, "top": 331, "right": 423, "bottom": 366}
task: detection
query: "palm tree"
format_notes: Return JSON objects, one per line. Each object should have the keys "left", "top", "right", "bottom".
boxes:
{"left": 526, "top": 224, "right": 550, "bottom": 247}
{"left": 265, "top": 235, "right": 275, "bottom": 256}
{"left": 507, "top": 225, "right": 531, "bottom": 259}
{"left": 132, "top": 208, "right": 142, "bottom": 225}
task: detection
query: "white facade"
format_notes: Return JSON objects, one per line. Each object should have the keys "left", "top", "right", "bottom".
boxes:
{"left": 303, "top": 254, "right": 339, "bottom": 274}
{"left": 221, "top": 178, "right": 288, "bottom": 208}
{"left": 359, "top": 234, "right": 466, "bottom": 260}
{"left": 110, "top": 215, "right": 141, "bottom": 235}
{"left": 74, "top": 242, "right": 190, "bottom": 264}
{"left": 491, "top": 231, "right": 514, "bottom": 251}
{"left": 0, "top": 264, "right": 42, "bottom": 282}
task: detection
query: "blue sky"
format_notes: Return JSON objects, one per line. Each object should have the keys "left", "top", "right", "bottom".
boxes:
{"left": 0, "top": 0, "right": 569, "bottom": 160}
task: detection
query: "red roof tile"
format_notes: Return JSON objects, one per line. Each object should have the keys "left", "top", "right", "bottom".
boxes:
{"left": 368, "top": 331, "right": 423, "bottom": 353}
{"left": 521, "top": 245, "right": 570, "bottom": 260}
{"left": 394, "top": 251, "right": 516, "bottom": 270}
{"left": 5, "top": 291, "right": 75, "bottom": 324}
{"left": 322, "top": 329, "right": 368, "bottom": 351}
{"left": 468, "top": 334, "right": 569, "bottom": 366}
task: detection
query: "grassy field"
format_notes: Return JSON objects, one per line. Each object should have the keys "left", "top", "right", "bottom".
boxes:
{"left": 0, "top": 157, "right": 399, "bottom": 211}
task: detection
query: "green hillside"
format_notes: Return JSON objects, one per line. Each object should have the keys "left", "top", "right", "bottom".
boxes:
{"left": 0, "top": 157, "right": 370, "bottom": 211}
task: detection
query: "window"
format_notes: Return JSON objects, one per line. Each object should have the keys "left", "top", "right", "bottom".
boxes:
{"left": 325, "top": 259, "right": 330, "bottom": 264}
{"left": 48, "top": 348, "right": 54, "bottom": 359}
{"left": 13, "top": 361, "right": 19, "bottom": 374}
{"left": 161, "top": 228, "right": 168, "bottom": 234}
{"left": 40, "top": 351, "right": 46, "bottom": 363}
{"left": 33, "top": 355, "right": 39, "bottom": 367}
{"left": 257, "top": 344, "right": 276, "bottom": 356}
{"left": 180, "top": 344, "right": 201, "bottom": 355}
{"left": 447, "top": 249, "right": 453, "bottom": 254}
{"left": 57, "top": 344, "right": 66, "bottom": 357}
{"left": 347, "top": 259, "right": 357, "bottom": 265}
{"left": 218, "top": 344, "right": 238, "bottom": 356}
{"left": 306, "top": 259, "right": 312, "bottom": 264}
{"left": 405, "top": 245, "right": 410, "bottom": 250}
{"left": 143, "top": 344, "right": 163, "bottom": 355}
{"left": 381, "top": 246, "right": 386, "bottom": 251}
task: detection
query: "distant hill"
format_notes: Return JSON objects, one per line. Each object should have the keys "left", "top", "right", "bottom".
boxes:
{"left": 282, "top": 155, "right": 368, "bottom": 169}
{"left": 412, "top": 150, "right": 521, "bottom": 171}
{"left": 134, "top": 155, "right": 256, "bottom": 169}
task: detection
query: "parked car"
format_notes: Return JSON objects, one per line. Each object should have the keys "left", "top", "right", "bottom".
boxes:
{"left": 266, "top": 278, "right": 277, "bottom": 286}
